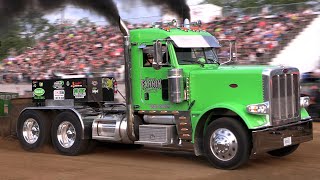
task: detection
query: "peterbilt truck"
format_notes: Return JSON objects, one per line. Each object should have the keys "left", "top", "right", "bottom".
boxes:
{"left": 16, "top": 18, "right": 313, "bottom": 169}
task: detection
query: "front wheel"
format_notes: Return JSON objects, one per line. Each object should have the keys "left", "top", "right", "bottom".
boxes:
{"left": 204, "top": 117, "right": 251, "bottom": 169}
{"left": 51, "top": 111, "right": 91, "bottom": 156}
{"left": 267, "top": 144, "right": 300, "bottom": 157}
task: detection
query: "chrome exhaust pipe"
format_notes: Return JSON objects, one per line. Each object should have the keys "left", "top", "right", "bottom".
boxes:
{"left": 119, "top": 17, "right": 136, "bottom": 141}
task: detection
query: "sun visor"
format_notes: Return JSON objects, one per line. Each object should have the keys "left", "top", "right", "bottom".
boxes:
{"left": 170, "top": 35, "right": 221, "bottom": 48}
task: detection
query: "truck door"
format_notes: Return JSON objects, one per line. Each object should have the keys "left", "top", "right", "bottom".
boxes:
{"left": 139, "top": 45, "right": 172, "bottom": 110}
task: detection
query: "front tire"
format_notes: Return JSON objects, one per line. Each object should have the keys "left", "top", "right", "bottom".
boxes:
{"left": 204, "top": 117, "right": 251, "bottom": 169}
{"left": 267, "top": 144, "right": 300, "bottom": 157}
{"left": 17, "top": 110, "right": 50, "bottom": 151}
{"left": 51, "top": 111, "right": 90, "bottom": 156}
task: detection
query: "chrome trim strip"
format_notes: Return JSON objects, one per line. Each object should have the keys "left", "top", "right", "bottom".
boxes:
{"left": 291, "top": 74, "right": 295, "bottom": 117}
{"left": 284, "top": 74, "right": 288, "bottom": 118}
{"left": 277, "top": 75, "right": 281, "bottom": 119}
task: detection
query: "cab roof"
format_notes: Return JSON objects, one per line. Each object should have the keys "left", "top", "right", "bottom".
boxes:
{"left": 130, "top": 28, "right": 215, "bottom": 45}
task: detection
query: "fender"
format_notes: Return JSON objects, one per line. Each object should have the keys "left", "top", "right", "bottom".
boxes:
{"left": 191, "top": 103, "right": 269, "bottom": 137}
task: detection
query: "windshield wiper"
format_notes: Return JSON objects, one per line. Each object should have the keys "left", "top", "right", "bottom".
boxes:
{"left": 207, "top": 58, "right": 220, "bottom": 65}
{"left": 180, "top": 59, "right": 201, "bottom": 64}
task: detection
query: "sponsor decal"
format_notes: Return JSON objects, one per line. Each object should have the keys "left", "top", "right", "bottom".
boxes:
{"left": 53, "top": 80, "right": 64, "bottom": 89}
{"left": 33, "top": 88, "right": 45, "bottom": 96}
{"left": 32, "top": 81, "right": 38, "bottom": 87}
{"left": 141, "top": 78, "right": 162, "bottom": 93}
{"left": 92, "top": 87, "right": 99, "bottom": 94}
{"left": 102, "top": 78, "right": 114, "bottom": 90}
{"left": 54, "top": 90, "right": 65, "bottom": 100}
{"left": 73, "top": 88, "right": 86, "bottom": 99}
{"left": 71, "top": 81, "right": 83, "bottom": 88}
{"left": 92, "top": 80, "right": 98, "bottom": 86}
{"left": 33, "top": 88, "right": 45, "bottom": 100}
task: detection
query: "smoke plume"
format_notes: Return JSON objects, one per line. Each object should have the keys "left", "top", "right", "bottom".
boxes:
{"left": 0, "top": 0, "right": 120, "bottom": 33}
{"left": 143, "top": 0, "right": 191, "bottom": 21}
{"left": 0, "top": 0, "right": 192, "bottom": 34}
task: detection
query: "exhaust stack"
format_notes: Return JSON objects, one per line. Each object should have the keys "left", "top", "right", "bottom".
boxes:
{"left": 118, "top": 17, "right": 136, "bottom": 141}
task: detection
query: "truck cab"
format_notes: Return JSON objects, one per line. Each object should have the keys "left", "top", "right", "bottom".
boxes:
{"left": 127, "top": 24, "right": 313, "bottom": 168}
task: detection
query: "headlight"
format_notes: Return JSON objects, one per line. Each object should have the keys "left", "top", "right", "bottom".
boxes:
{"left": 246, "top": 102, "right": 269, "bottom": 115}
{"left": 300, "top": 96, "right": 310, "bottom": 108}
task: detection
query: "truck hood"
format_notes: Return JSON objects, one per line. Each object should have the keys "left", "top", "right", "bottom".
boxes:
{"left": 187, "top": 65, "right": 275, "bottom": 113}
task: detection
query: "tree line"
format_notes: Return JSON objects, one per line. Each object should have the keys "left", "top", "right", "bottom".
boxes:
{"left": 0, "top": 11, "right": 58, "bottom": 60}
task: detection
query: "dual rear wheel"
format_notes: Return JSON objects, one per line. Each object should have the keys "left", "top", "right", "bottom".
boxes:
{"left": 17, "top": 110, "right": 93, "bottom": 155}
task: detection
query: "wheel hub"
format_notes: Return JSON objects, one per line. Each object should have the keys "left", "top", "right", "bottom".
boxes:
{"left": 214, "top": 135, "right": 230, "bottom": 153}
{"left": 210, "top": 128, "right": 238, "bottom": 161}
{"left": 57, "top": 121, "right": 76, "bottom": 148}
{"left": 22, "top": 118, "right": 40, "bottom": 144}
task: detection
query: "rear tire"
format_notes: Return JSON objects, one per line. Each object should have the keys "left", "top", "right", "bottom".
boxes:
{"left": 204, "top": 117, "right": 251, "bottom": 169}
{"left": 267, "top": 144, "right": 300, "bottom": 157}
{"left": 17, "top": 110, "right": 50, "bottom": 151}
{"left": 51, "top": 111, "right": 90, "bottom": 156}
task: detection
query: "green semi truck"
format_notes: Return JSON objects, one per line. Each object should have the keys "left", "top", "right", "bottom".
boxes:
{"left": 16, "top": 18, "right": 313, "bottom": 169}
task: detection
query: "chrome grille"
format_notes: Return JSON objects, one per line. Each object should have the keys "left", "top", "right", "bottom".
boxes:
{"left": 264, "top": 68, "right": 300, "bottom": 126}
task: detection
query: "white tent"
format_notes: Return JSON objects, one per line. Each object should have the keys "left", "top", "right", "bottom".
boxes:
{"left": 162, "top": 4, "right": 222, "bottom": 23}
{"left": 190, "top": 4, "right": 222, "bottom": 22}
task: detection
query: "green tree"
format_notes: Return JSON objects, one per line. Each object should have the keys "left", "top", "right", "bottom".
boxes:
{"left": 77, "top": 17, "right": 94, "bottom": 27}
{"left": 0, "top": 11, "right": 58, "bottom": 61}
{"left": 0, "top": 21, "right": 27, "bottom": 60}
{"left": 17, "top": 11, "right": 58, "bottom": 42}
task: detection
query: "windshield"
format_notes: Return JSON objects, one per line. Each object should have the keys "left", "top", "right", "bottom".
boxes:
{"left": 174, "top": 47, "right": 219, "bottom": 65}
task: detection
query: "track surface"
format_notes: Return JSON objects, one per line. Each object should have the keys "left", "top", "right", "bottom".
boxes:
{"left": 0, "top": 123, "right": 320, "bottom": 180}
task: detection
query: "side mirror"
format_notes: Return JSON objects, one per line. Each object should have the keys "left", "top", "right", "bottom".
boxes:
{"left": 229, "top": 40, "right": 237, "bottom": 61}
{"left": 220, "top": 39, "right": 237, "bottom": 65}
{"left": 153, "top": 40, "right": 163, "bottom": 70}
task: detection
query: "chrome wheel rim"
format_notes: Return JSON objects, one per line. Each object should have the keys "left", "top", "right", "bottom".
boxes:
{"left": 210, "top": 128, "right": 238, "bottom": 161}
{"left": 57, "top": 121, "right": 76, "bottom": 148}
{"left": 22, "top": 118, "right": 40, "bottom": 144}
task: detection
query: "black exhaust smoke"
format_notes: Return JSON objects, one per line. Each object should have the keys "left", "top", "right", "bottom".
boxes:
{"left": 0, "top": 0, "right": 120, "bottom": 33}
{"left": 143, "top": 0, "right": 191, "bottom": 21}
{"left": 0, "top": 0, "right": 191, "bottom": 33}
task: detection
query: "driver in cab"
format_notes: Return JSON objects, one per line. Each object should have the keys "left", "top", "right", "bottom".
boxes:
{"left": 144, "top": 53, "right": 153, "bottom": 67}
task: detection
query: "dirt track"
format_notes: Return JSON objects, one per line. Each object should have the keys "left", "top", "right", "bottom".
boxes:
{"left": 0, "top": 123, "right": 320, "bottom": 180}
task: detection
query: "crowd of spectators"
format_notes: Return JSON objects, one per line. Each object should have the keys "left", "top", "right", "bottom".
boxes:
{"left": 0, "top": 25, "right": 128, "bottom": 83}
{"left": 206, "top": 8, "right": 317, "bottom": 64}
{"left": 0, "top": 8, "right": 318, "bottom": 83}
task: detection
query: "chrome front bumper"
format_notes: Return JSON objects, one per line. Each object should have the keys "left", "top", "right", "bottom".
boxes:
{"left": 251, "top": 118, "right": 313, "bottom": 155}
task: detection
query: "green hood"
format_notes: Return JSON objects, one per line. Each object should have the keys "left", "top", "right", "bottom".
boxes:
{"left": 188, "top": 65, "right": 275, "bottom": 129}
{"left": 188, "top": 65, "right": 271, "bottom": 108}
{"left": 190, "top": 66, "right": 272, "bottom": 106}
